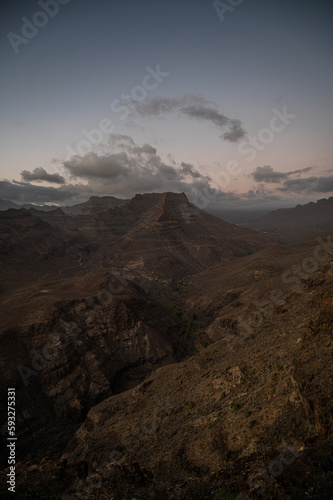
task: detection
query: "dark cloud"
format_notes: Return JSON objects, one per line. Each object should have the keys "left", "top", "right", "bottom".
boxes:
{"left": 252, "top": 165, "right": 287, "bottom": 183}
{"left": 109, "top": 134, "right": 157, "bottom": 155}
{"left": 0, "top": 180, "right": 81, "bottom": 204}
{"left": 130, "top": 95, "right": 207, "bottom": 117}
{"left": 127, "top": 95, "right": 246, "bottom": 143}
{"left": 181, "top": 162, "right": 202, "bottom": 179}
{"left": 64, "top": 152, "right": 130, "bottom": 179}
{"left": 60, "top": 136, "right": 213, "bottom": 200}
{"left": 21, "top": 167, "right": 65, "bottom": 184}
{"left": 278, "top": 176, "right": 333, "bottom": 193}
{"left": 252, "top": 165, "right": 313, "bottom": 183}
{"left": 251, "top": 166, "right": 333, "bottom": 194}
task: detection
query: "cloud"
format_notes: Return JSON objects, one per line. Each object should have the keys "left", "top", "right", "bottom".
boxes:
{"left": 180, "top": 162, "right": 202, "bottom": 179}
{"left": 251, "top": 166, "right": 333, "bottom": 194}
{"left": 252, "top": 165, "right": 288, "bottom": 183}
{"left": 61, "top": 136, "right": 215, "bottom": 200}
{"left": 278, "top": 176, "right": 333, "bottom": 194}
{"left": 126, "top": 94, "right": 246, "bottom": 143}
{"left": 21, "top": 167, "right": 65, "bottom": 184}
{"left": 252, "top": 165, "right": 313, "bottom": 183}
{"left": 64, "top": 152, "right": 131, "bottom": 179}
{"left": 0, "top": 180, "right": 83, "bottom": 204}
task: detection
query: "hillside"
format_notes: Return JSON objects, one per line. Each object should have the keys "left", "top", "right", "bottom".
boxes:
{"left": 0, "top": 209, "right": 81, "bottom": 289}
{"left": 0, "top": 233, "right": 331, "bottom": 498}
{"left": 0, "top": 199, "right": 20, "bottom": 211}
{"left": 0, "top": 195, "right": 332, "bottom": 498}
{"left": 81, "top": 192, "right": 274, "bottom": 278}
{"left": 247, "top": 197, "right": 333, "bottom": 242}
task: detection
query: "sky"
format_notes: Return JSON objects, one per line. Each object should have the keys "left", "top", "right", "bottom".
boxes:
{"left": 1, "top": 0, "right": 333, "bottom": 212}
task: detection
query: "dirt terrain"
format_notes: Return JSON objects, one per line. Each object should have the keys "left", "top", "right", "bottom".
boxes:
{"left": 0, "top": 194, "right": 332, "bottom": 498}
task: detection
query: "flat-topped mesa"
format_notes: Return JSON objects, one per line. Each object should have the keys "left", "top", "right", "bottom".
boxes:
{"left": 157, "top": 193, "right": 190, "bottom": 223}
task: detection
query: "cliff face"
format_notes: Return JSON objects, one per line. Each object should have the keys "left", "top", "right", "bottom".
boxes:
{"left": 80, "top": 192, "right": 274, "bottom": 278}
{"left": 61, "top": 250, "right": 333, "bottom": 499}
{"left": 0, "top": 270, "right": 194, "bottom": 463}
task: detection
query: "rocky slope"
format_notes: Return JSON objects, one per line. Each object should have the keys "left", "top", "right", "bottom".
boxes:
{"left": 0, "top": 196, "right": 332, "bottom": 498}
{"left": 0, "top": 266, "right": 199, "bottom": 469}
{"left": 61, "top": 242, "right": 333, "bottom": 498}
{"left": 61, "top": 195, "right": 127, "bottom": 227}
{"left": 81, "top": 192, "right": 274, "bottom": 278}
{"left": 0, "top": 209, "right": 81, "bottom": 289}
{"left": 247, "top": 197, "right": 333, "bottom": 242}
{"left": 28, "top": 207, "right": 80, "bottom": 231}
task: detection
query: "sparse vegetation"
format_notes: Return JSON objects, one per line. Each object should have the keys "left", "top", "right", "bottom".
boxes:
{"left": 230, "top": 402, "right": 241, "bottom": 413}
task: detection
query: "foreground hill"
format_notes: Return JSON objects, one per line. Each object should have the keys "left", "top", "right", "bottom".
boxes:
{"left": 1, "top": 196, "right": 332, "bottom": 498}
{"left": 248, "top": 197, "right": 333, "bottom": 242}
{"left": 0, "top": 230, "right": 332, "bottom": 497}
{"left": 60, "top": 234, "right": 333, "bottom": 498}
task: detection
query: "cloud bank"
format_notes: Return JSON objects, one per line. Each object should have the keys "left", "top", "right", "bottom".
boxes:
{"left": 21, "top": 167, "right": 65, "bottom": 184}
{"left": 2, "top": 137, "right": 332, "bottom": 209}
{"left": 250, "top": 165, "right": 333, "bottom": 195}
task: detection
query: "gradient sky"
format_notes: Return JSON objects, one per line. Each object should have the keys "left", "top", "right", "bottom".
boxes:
{"left": 1, "top": 0, "right": 333, "bottom": 210}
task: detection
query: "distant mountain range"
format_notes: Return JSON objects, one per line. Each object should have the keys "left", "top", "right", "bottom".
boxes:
{"left": 0, "top": 192, "right": 273, "bottom": 285}
{"left": 1, "top": 196, "right": 332, "bottom": 245}
{"left": 247, "top": 197, "right": 333, "bottom": 242}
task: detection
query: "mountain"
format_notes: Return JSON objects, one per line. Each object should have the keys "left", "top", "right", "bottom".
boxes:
{"left": 0, "top": 231, "right": 328, "bottom": 497}
{"left": 0, "top": 199, "right": 20, "bottom": 211}
{"left": 0, "top": 209, "right": 81, "bottom": 288}
{"left": 81, "top": 192, "right": 274, "bottom": 278}
{"left": 248, "top": 197, "right": 333, "bottom": 242}
{"left": 22, "top": 203, "right": 59, "bottom": 211}
{"left": 63, "top": 195, "right": 126, "bottom": 216}
{"left": 1, "top": 194, "right": 332, "bottom": 498}
{"left": 28, "top": 207, "right": 79, "bottom": 231}
{"left": 59, "top": 234, "right": 333, "bottom": 498}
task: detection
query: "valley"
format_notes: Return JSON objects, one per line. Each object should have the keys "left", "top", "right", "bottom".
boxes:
{"left": 0, "top": 193, "right": 332, "bottom": 499}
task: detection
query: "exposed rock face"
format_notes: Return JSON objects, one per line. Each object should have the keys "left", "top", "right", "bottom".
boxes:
{"left": 248, "top": 196, "right": 333, "bottom": 242}
{"left": 0, "top": 270, "right": 195, "bottom": 464}
{"left": 81, "top": 192, "right": 274, "bottom": 278}
{"left": 2, "top": 193, "right": 332, "bottom": 498}
{"left": 62, "top": 255, "right": 333, "bottom": 498}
